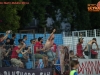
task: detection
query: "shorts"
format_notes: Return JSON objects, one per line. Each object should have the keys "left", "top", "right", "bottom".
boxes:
{"left": 46, "top": 50, "right": 56, "bottom": 61}
{"left": 35, "top": 54, "right": 46, "bottom": 59}
{"left": 84, "top": 51, "right": 89, "bottom": 56}
{"left": 84, "top": 50, "right": 97, "bottom": 58}
{"left": 11, "top": 58, "right": 23, "bottom": 66}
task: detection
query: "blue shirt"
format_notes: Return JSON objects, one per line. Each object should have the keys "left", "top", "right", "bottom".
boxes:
{"left": 74, "top": 72, "right": 78, "bottom": 75}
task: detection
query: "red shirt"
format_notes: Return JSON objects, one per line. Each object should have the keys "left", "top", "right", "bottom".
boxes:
{"left": 52, "top": 43, "right": 57, "bottom": 53}
{"left": 77, "top": 43, "right": 83, "bottom": 57}
{"left": 34, "top": 42, "right": 43, "bottom": 54}
{"left": 11, "top": 46, "right": 19, "bottom": 58}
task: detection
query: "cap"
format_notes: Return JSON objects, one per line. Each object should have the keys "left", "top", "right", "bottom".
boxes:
{"left": 38, "top": 37, "right": 43, "bottom": 41}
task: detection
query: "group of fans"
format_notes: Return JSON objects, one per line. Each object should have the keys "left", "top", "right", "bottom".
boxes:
{"left": 0, "top": 29, "right": 58, "bottom": 68}
{"left": 76, "top": 37, "right": 99, "bottom": 59}
{"left": 0, "top": 30, "right": 99, "bottom": 75}
{"left": 0, "top": 30, "right": 30, "bottom": 68}
{"left": 0, "top": 29, "right": 70, "bottom": 75}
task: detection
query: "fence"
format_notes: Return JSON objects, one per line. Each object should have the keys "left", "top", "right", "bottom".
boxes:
{"left": 0, "top": 29, "right": 100, "bottom": 75}
{"left": 63, "top": 29, "right": 100, "bottom": 59}
{"left": 0, "top": 44, "right": 100, "bottom": 75}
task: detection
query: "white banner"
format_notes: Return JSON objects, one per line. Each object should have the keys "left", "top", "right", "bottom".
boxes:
{"left": 0, "top": 67, "right": 52, "bottom": 75}
{"left": 78, "top": 59, "right": 100, "bottom": 75}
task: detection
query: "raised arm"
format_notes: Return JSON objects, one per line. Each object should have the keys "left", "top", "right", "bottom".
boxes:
{"left": 1, "top": 30, "right": 11, "bottom": 41}
{"left": 48, "top": 29, "right": 56, "bottom": 41}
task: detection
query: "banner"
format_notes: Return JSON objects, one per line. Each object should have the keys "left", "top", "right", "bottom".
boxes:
{"left": 0, "top": 67, "right": 52, "bottom": 75}
{"left": 78, "top": 59, "right": 100, "bottom": 75}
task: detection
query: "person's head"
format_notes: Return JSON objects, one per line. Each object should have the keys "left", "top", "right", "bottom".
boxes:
{"left": 38, "top": 37, "right": 43, "bottom": 43}
{"left": 0, "top": 34, "right": 4, "bottom": 39}
{"left": 78, "top": 38, "right": 84, "bottom": 44}
{"left": 6, "top": 38, "right": 10, "bottom": 43}
{"left": 23, "top": 35, "right": 27, "bottom": 40}
{"left": 12, "top": 33, "right": 16, "bottom": 39}
{"left": 70, "top": 50, "right": 74, "bottom": 55}
{"left": 30, "top": 39, "right": 33, "bottom": 44}
{"left": 18, "top": 39, "right": 23, "bottom": 44}
{"left": 71, "top": 60, "right": 79, "bottom": 69}
{"left": 92, "top": 38, "right": 96, "bottom": 43}
{"left": 30, "top": 39, "right": 36, "bottom": 44}
{"left": 35, "top": 38, "right": 38, "bottom": 42}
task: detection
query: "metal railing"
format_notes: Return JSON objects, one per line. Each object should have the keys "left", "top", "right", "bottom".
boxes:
{"left": 0, "top": 45, "right": 100, "bottom": 75}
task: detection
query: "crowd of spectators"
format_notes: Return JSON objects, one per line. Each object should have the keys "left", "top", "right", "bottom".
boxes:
{"left": 0, "top": 30, "right": 99, "bottom": 74}
{"left": 76, "top": 37, "right": 99, "bottom": 59}
{"left": 0, "top": 30, "right": 99, "bottom": 75}
{"left": 0, "top": 30, "right": 71, "bottom": 75}
{"left": 0, "top": 30, "right": 58, "bottom": 69}
{"left": 0, "top": 30, "right": 31, "bottom": 68}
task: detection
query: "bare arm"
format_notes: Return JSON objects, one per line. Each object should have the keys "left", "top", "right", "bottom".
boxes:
{"left": 16, "top": 47, "right": 24, "bottom": 53}
{"left": 83, "top": 46, "right": 87, "bottom": 51}
{"left": 27, "top": 47, "right": 31, "bottom": 53}
{"left": 28, "top": 50, "right": 32, "bottom": 54}
{"left": 22, "top": 50, "right": 28, "bottom": 54}
{"left": 79, "top": 33, "right": 83, "bottom": 42}
{"left": 36, "top": 47, "right": 44, "bottom": 52}
{"left": 95, "top": 42, "right": 99, "bottom": 49}
{"left": 2, "top": 34, "right": 8, "bottom": 41}
{"left": 21, "top": 50, "right": 31, "bottom": 55}
{"left": 48, "top": 29, "right": 56, "bottom": 41}
{"left": 1, "top": 30, "right": 10, "bottom": 41}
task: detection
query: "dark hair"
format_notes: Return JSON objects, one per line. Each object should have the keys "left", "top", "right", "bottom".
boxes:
{"left": 78, "top": 38, "right": 84, "bottom": 42}
{"left": 92, "top": 38, "right": 96, "bottom": 41}
{"left": 71, "top": 60, "right": 79, "bottom": 68}
{"left": 23, "top": 35, "right": 27, "bottom": 39}
{"left": 30, "top": 39, "right": 33, "bottom": 43}
{"left": 12, "top": 33, "right": 16, "bottom": 37}
{"left": 38, "top": 37, "right": 43, "bottom": 41}
{"left": 19, "top": 42, "right": 24, "bottom": 46}
{"left": 18, "top": 39, "right": 23, "bottom": 43}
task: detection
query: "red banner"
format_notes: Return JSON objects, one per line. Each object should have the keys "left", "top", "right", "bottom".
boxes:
{"left": 78, "top": 59, "right": 100, "bottom": 75}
